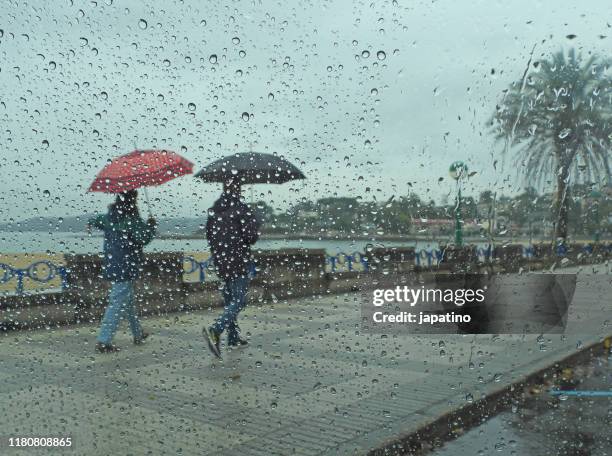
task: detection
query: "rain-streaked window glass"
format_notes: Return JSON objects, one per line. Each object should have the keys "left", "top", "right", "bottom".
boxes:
{"left": 0, "top": 1, "right": 610, "bottom": 455}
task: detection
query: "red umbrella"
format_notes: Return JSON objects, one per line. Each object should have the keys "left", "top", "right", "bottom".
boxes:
{"left": 89, "top": 149, "right": 193, "bottom": 193}
{"left": 89, "top": 149, "right": 194, "bottom": 216}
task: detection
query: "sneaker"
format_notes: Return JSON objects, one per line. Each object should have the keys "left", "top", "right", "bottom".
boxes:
{"left": 228, "top": 338, "right": 248, "bottom": 348}
{"left": 203, "top": 327, "right": 221, "bottom": 359}
{"left": 134, "top": 331, "right": 150, "bottom": 345}
{"left": 95, "top": 342, "right": 120, "bottom": 353}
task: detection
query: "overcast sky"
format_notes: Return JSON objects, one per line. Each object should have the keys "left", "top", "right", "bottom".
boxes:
{"left": 0, "top": 0, "right": 610, "bottom": 220}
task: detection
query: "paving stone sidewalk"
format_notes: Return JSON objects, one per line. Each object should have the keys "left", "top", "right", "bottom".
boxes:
{"left": 0, "top": 264, "right": 610, "bottom": 455}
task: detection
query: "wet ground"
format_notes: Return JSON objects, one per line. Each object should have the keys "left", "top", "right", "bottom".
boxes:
{"left": 430, "top": 352, "right": 612, "bottom": 456}
{"left": 1, "top": 264, "right": 609, "bottom": 454}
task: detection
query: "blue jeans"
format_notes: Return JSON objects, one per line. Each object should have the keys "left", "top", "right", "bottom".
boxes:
{"left": 211, "top": 277, "right": 249, "bottom": 345}
{"left": 97, "top": 281, "right": 143, "bottom": 344}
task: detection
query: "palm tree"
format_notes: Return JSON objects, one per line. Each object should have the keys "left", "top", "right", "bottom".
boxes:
{"left": 492, "top": 49, "right": 612, "bottom": 244}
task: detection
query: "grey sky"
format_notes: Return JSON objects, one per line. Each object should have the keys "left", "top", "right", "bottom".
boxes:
{"left": 0, "top": 0, "right": 610, "bottom": 220}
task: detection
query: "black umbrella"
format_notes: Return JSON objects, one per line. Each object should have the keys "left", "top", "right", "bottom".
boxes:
{"left": 195, "top": 152, "right": 305, "bottom": 184}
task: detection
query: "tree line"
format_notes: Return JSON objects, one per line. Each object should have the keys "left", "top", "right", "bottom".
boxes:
{"left": 251, "top": 183, "right": 610, "bottom": 239}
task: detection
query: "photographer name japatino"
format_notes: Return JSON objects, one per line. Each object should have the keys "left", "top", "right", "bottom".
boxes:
{"left": 371, "top": 286, "right": 486, "bottom": 324}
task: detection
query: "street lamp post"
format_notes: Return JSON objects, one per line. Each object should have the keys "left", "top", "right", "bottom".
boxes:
{"left": 449, "top": 161, "right": 468, "bottom": 247}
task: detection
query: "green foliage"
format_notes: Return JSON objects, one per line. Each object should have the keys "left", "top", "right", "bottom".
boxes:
{"left": 492, "top": 49, "right": 612, "bottom": 240}
{"left": 249, "top": 201, "right": 275, "bottom": 222}
{"left": 492, "top": 49, "right": 612, "bottom": 186}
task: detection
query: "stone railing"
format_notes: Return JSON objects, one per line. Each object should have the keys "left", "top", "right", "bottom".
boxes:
{"left": 1, "top": 243, "right": 610, "bottom": 330}
{"left": 64, "top": 252, "right": 184, "bottom": 324}
{"left": 4, "top": 243, "right": 610, "bottom": 295}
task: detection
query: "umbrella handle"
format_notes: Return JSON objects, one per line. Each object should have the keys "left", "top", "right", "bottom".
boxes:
{"left": 142, "top": 187, "right": 153, "bottom": 218}
{"left": 131, "top": 144, "right": 152, "bottom": 218}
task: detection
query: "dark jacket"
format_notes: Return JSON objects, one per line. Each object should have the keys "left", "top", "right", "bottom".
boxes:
{"left": 89, "top": 206, "right": 156, "bottom": 282}
{"left": 205, "top": 194, "right": 260, "bottom": 281}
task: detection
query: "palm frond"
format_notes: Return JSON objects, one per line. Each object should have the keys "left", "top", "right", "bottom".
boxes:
{"left": 492, "top": 48, "right": 612, "bottom": 192}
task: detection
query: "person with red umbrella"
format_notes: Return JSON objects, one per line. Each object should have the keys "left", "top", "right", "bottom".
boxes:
{"left": 88, "top": 149, "right": 193, "bottom": 353}
{"left": 88, "top": 190, "right": 156, "bottom": 352}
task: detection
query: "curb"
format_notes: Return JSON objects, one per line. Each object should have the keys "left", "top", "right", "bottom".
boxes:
{"left": 368, "top": 336, "right": 612, "bottom": 456}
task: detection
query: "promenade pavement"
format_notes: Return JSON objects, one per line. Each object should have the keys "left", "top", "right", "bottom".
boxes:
{"left": 0, "top": 264, "right": 610, "bottom": 455}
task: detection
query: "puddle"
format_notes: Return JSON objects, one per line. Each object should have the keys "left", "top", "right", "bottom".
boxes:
{"left": 430, "top": 353, "right": 612, "bottom": 455}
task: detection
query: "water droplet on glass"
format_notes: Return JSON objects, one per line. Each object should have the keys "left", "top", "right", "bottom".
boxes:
{"left": 268, "top": 93, "right": 274, "bottom": 101}
{"left": 376, "top": 50, "right": 386, "bottom": 60}
{"left": 138, "top": 19, "right": 148, "bottom": 30}
{"left": 361, "top": 50, "right": 370, "bottom": 58}
{"left": 209, "top": 54, "right": 217, "bottom": 64}
{"left": 188, "top": 103, "right": 196, "bottom": 111}
{"left": 558, "top": 128, "right": 571, "bottom": 139}
{"left": 232, "top": 37, "right": 240, "bottom": 45}
{"left": 576, "top": 340, "right": 583, "bottom": 349}
{"left": 242, "top": 112, "right": 250, "bottom": 121}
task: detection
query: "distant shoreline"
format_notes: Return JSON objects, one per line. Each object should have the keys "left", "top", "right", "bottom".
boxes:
{"left": 156, "top": 232, "right": 459, "bottom": 242}
{"left": 9, "top": 230, "right": 611, "bottom": 245}
{"left": 155, "top": 232, "right": 610, "bottom": 244}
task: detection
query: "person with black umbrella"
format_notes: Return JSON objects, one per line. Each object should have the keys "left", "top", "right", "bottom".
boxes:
{"left": 197, "top": 152, "right": 305, "bottom": 359}
{"left": 202, "top": 179, "right": 261, "bottom": 358}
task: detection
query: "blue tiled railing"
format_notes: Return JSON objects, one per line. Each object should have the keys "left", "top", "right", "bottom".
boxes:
{"left": 183, "top": 256, "right": 257, "bottom": 282}
{"left": 326, "top": 251, "right": 370, "bottom": 272}
{"left": 3, "top": 243, "right": 610, "bottom": 295}
{"left": 183, "top": 256, "right": 215, "bottom": 283}
{"left": 0, "top": 261, "right": 68, "bottom": 295}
